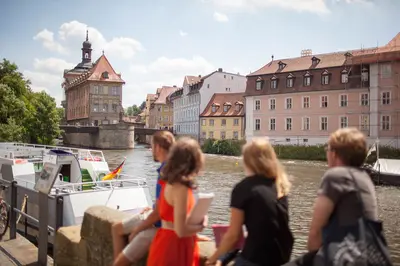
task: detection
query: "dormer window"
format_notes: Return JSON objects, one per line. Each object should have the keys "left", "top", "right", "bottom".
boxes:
{"left": 312, "top": 56, "right": 321, "bottom": 65}
{"left": 235, "top": 104, "right": 240, "bottom": 112}
{"left": 341, "top": 69, "right": 349, "bottom": 84}
{"left": 321, "top": 70, "right": 330, "bottom": 85}
{"left": 304, "top": 72, "right": 311, "bottom": 86}
{"left": 102, "top": 71, "right": 109, "bottom": 79}
{"left": 278, "top": 61, "right": 287, "bottom": 71}
{"left": 211, "top": 104, "right": 219, "bottom": 113}
{"left": 344, "top": 52, "right": 352, "bottom": 58}
{"left": 256, "top": 77, "right": 263, "bottom": 90}
{"left": 286, "top": 73, "right": 294, "bottom": 88}
{"left": 271, "top": 75, "right": 278, "bottom": 89}
{"left": 223, "top": 103, "right": 231, "bottom": 112}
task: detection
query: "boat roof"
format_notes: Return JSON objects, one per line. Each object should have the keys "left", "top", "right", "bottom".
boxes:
{"left": 373, "top": 159, "right": 400, "bottom": 175}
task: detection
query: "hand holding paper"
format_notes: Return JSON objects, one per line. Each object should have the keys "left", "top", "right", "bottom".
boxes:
{"left": 188, "top": 193, "right": 214, "bottom": 225}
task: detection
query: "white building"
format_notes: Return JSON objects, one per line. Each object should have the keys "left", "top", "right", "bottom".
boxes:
{"left": 170, "top": 68, "right": 247, "bottom": 140}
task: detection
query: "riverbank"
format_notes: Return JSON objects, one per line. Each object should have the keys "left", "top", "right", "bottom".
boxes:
{"left": 201, "top": 139, "right": 400, "bottom": 162}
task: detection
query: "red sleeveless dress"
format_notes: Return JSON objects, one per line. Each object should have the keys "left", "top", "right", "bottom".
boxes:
{"left": 147, "top": 180, "right": 200, "bottom": 266}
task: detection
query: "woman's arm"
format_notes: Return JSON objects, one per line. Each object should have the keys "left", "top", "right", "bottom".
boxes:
{"left": 307, "top": 195, "right": 334, "bottom": 251}
{"left": 173, "top": 184, "right": 204, "bottom": 238}
{"left": 206, "top": 208, "right": 244, "bottom": 264}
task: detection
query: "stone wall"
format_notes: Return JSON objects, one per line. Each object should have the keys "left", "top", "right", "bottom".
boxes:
{"left": 62, "top": 123, "right": 135, "bottom": 149}
{"left": 54, "top": 206, "right": 216, "bottom": 266}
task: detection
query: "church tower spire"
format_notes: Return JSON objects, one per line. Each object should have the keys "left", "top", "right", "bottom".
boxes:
{"left": 82, "top": 29, "right": 92, "bottom": 63}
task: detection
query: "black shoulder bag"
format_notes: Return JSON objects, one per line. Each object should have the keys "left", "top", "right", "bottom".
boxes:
{"left": 322, "top": 169, "right": 393, "bottom": 266}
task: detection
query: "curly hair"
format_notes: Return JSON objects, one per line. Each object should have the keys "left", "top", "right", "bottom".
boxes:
{"left": 161, "top": 137, "right": 204, "bottom": 189}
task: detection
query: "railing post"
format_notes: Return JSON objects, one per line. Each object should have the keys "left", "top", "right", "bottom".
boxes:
{"left": 9, "top": 181, "right": 18, "bottom": 240}
{"left": 55, "top": 196, "right": 64, "bottom": 232}
{"left": 38, "top": 192, "right": 49, "bottom": 266}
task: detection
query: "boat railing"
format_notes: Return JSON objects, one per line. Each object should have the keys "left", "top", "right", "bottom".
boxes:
{"left": 52, "top": 177, "right": 148, "bottom": 194}
{"left": 0, "top": 142, "right": 106, "bottom": 162}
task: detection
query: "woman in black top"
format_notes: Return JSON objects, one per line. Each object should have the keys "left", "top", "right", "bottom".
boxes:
{"left": 206, "top": 138, "right": 293, "bottom": 266}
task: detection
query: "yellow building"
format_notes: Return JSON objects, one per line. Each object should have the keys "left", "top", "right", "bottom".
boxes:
{"left": 149, "top": 86, "right": 176, "bottom": 129}
{"left": 200, "top": 93, "right": 245, "bottom": 140}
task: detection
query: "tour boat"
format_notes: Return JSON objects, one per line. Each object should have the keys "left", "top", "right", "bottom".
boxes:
{"left": 0, "top": 142, "right": 152, "bottom": 243}
{"left": 362, "top": 141, "right": 400, "bottom": 186}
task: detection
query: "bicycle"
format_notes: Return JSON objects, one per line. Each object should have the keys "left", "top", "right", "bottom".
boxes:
{"left": 0, "top": 185, "right": 10, "bottom": 240}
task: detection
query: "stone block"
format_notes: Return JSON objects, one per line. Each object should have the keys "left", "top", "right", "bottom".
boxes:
{"left": 54, "top": 225, "right": 86, "bottom": 266}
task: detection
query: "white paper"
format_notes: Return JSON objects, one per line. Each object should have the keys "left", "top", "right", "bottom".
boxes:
{"left": 188, "top": 192, "right": 214, "bottom": 225}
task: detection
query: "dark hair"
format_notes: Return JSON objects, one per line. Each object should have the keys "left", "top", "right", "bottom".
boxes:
{"left": 152, "top": 131, "right": 175, "bottom": 151}
{"left": 328, "top": 127, "right": 368, "bottom": 167}
{"left": 161, "top": 137, "right": 204, "bottom": 188}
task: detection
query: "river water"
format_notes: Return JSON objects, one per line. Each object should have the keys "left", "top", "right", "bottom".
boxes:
{"left": 104, "top": 144, "right": 400, "bottom": 264}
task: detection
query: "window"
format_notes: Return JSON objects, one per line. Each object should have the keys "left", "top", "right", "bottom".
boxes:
{"left": 256, "top": 79, "right": 263, "bottom": 90}
{"left": 381, "top": 63, "right": 392, "bottom": 78}
{"left": 164, "top": 106, "right": 169, "bottom": 112}
{"left": 360, "top": 115, "right": 369, "bottom": 131}
{"left": 286, "top": 76, "right": 294, "bottom": 88}
{"left": 269, "top": 118, "right": 276, "bottom": 131}
{"left": 285, "top": 118, "right": 292, "bottom": 131}
{"left": 321, "top": 95, "right": 328, "bottom": 108}
{"left": 224, "top": 75, "right": 226, "bottom": 78}
{"left": 201, "top": 119, "right": 206, "bottom": 126}
{"left": 285, "top": 98, "right": 292, "bottom": 109}
{"left": 221, "top": 119, "right": 226, "bottom": 126}
{"left": 302, "top": 117, "right": 310, "bottom": 131}
{"left": 234, "top": 119, "right": 239, "bottom": 126}
{"left": 269, "top": 98, "right": 276, "bottom": 110}
{"left": 235, "top": 104, "right": 241, "bottom": 112}
{"left": 381, "top": 115, "right": 391, "bottom": 131}
{"left": 322, "top": 72, "right": 330, "bottom": 85}
{"left": 320, "top": 117, "right": 328, "bottom": 131}
{"left": 303, "top": 96, "right": 310, "bottom": 108}
{"left": 382, "top": 92, "right": 391, "bottom": 105}
{"left": 303, "top": 139, "right": 309, "bottom": 143}
{"left": 340, "top": 94, "right": 348, "bottom": 107}
{"left": 112, "top": 104, "right": 118, "bottom": 112}
{"left": 209, "top": 131, "right": 214, "bottom": 138}
{"left": 164, "top": 116, "right": 169, "bottom": 122}
{"left": 341, "top": 71, "right": 349, "bottom": 84}
{"left": 93, "top": 104, "right": 99, "bottom": 112}
{"left": 84, "top": 53, "right": 89, "bottom": 59}
{"left": 231, "top": 76, "right": 234, "bottom": 80}
{"left": 223, "top": 105, "right": 229, "bottom": 112}
{"left": 361, "top": 68, "right": 369, "bottom": 82}
{"left": 233, "top": 131, "right": 239, "bottom": 140}
{"left": 221, "top": 131, "right": 226, "bottom": 139}
{"left": 207, "top": 84, "right": 210, "bottom": 88}
{"left": 98, "top": 86, "right": 104, "bottom": 94}
{"left": 211, "top": 105, "right": 217, "bottom": 112}
{"left": 209, "top": 119, "right": 214, "bottom": 126}
{"left": 201, "top": 132, "right": 206, "bottom": 139}
{"left": 340, "top": 116, "right": 348, "bottom": 128}
{"left": 102, "top": 104, "right": 108, "bottom": 112}
{"left": 304, "top": 73, "right": 311, "bottom": 86}
{"left": 360, "top": 93, "right": 369, "bottom": 106}
{"left": 102, "top": 71, "right": 109, "bottom": 79}
{"left": 94, "top": 86, "right": 99, "bottom": 94}
{"left": 255, "top": 100, "right": 261, "bottom": 110}
{"left": 255, "top": 119, "right": 261, "bottom": 131}
{"left": 271, "top": 79, "right": 277, "bottom": 89}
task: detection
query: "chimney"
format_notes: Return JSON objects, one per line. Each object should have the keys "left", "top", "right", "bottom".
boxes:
{"left": 301, "top": 49, "right": 312, "bottom": 57}
{"left": 198, "top": 75, "right": 201, "bottom": 78}
{"left": 271, "top": 55, "right": 274, "bottom": 61}
{"left": 218, "top": 68, "right": 223, "bottom": 72}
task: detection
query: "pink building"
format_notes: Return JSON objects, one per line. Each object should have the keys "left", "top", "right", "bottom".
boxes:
{"left": 245, "top": 33, "right": 400, "bottom": 147}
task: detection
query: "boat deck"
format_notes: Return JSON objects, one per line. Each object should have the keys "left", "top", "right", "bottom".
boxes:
{"left": 0, "top": 229, "right": 53, "bottom": 265}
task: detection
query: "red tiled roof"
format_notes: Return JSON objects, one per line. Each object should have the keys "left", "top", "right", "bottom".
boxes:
{"left": 200, "top": 93, "right": 245, "bottom": 117}
{"left": 146, "top": 94, "right": 156, "bottom": 100}
{"left": 249, "top": 32, "right": 400, "bottom": 77}
{"left": 184, "top": 75, "right": 202, "bottom": 86}
{"left": 87, "top": 55, "right": 125, "bottom": 83}
{"left": 154, "top": 86, "right": 177, "bottom": 104}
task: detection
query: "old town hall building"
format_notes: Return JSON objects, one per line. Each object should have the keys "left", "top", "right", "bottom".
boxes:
{"left": 62, "top": 31, "right": 125, "bottom": 126}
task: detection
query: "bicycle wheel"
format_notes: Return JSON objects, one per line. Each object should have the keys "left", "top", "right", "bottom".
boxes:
{"left": 0, "top": 199, "right": 9, "bottom": 239}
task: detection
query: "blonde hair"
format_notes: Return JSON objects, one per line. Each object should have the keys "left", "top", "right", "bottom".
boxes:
{"left": 242, "top": 138, "right": 291, "bottom": 197}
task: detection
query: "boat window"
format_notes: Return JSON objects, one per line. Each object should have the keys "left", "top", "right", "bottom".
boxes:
{"left": 59, "top": 165, "right": 71, "bottom": 182}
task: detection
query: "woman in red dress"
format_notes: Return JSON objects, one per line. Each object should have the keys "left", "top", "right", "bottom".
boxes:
{"left": 147, "top": 137, "right": 206, "bottom": 266}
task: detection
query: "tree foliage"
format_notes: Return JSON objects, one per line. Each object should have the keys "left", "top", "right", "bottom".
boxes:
{"left": 0, "top": 58, "right": 61, "bottom": 145}
{"left": 139, "top": 101, "right": 146, "bottom": 110}
{"left": 125, "top": 104, "right": 142, "bottom": 116}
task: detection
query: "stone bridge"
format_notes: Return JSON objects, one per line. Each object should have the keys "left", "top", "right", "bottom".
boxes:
{"left": 60, "top": 125, "right": 173, "bottom": 136}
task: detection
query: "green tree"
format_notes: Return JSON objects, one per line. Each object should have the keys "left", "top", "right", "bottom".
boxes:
{"left": 57, "top": 107, "right": 65, "bottom": 122}
{"left": 125, "top": 104, "right": 142, "bottom": 116}
{"left": 0, "top": 59, "right": 31, "bottom": 97}
{"left": 24, "top": 92, "right": 61, "bottom": 145}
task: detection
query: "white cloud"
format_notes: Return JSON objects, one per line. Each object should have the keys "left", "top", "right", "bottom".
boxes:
{"left": 125, "top": 56, "right": 216, "bottom": 106}
{"left": 33, "top": 58, "right": 75, "bottom": 74}
{"left": 213, "top": 12, "right": 229, "bottom": 22}
{"left": 24, "top": 69, "right": 63, "bottom": 103}
{"left": 179, "top": 30, "right": 188, "bottom": 37}
{"left": 33, "top": 29, "right": 68, "bottom": 54}
{"left": 33, "top": 20, "right": 144, "bottom": 60}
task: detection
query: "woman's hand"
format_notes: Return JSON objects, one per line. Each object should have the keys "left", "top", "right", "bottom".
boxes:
{"left": 205, "top": 258, "right": 221, "bottom": 266}
{"left": 202, "top": 215, "right": 209, "bottom": 228}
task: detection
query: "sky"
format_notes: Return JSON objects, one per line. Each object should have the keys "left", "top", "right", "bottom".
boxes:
{"left": 0, "top": 0, "right": 399, "bottom": 107}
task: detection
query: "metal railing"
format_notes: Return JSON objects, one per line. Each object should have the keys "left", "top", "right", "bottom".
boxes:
{"left": 0, "top": 179, "right": 64, "bottom": 266}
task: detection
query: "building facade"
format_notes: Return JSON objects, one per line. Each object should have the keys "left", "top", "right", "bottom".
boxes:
{"left": 245, "top": 33, "right": 400, "bottom": 147}
{"left": 171, "top": 69, "right": 246, "bottom": 140}
{"left": 62, "top": 32, "right": 125, "bottom": 125}
{"left": 200, "top": 93, "right": 245, "bottom": 141}
{"left": 144, "top": 93, "right": 156, "bottom": 128}
{"left": 148, "top": 86, "right": 176, "bottom": 129}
